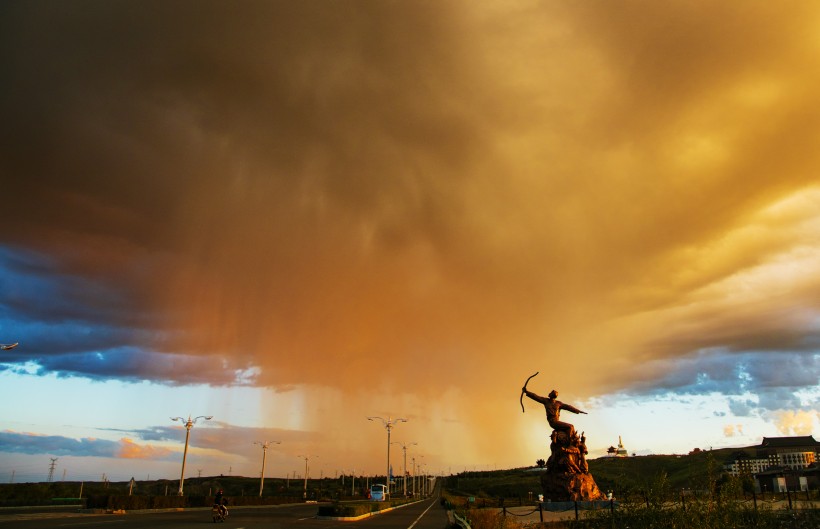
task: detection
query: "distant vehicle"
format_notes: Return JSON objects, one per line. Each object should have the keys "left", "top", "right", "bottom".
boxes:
{"left": 370, "top": 484, "right": 388, "bottom": 501}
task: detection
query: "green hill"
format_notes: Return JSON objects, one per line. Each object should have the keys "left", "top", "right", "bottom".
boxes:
{"left": 443, "top": 447, "right": 755, "bottom": 501}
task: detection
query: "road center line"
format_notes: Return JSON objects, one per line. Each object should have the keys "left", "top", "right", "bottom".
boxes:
{"left": 407, "top": 500, "right": 436, "bottom": 529}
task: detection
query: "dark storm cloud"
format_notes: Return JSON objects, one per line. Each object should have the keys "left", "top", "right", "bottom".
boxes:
{"left": 0, "top": 239, "right": 255, "bottom": 386}
{"left": 0, "top": 247, "right": 137, "bottom": 327}
{"left": 0, "top": 0, "right": 819, "bottom": 456}
{"left": 0, "top": 0, "right": 510, "bottom": 389}
{"left": 15, "top": 350, "right": 254, "bottom": 386}
{"left": 111, "top": 422, "right": 322, "bottom": 465}
{"left": 622, "top": 350, "right": 818, "bottom": 412}
{"left": 0, "top": 430, "right": 119, "bottom": 457}
{"left": 0, "top": 430, "right": 176, "bottom": 461}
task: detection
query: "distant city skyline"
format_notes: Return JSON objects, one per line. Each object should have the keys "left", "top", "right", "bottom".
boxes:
{"left": 1, "top": 1, "right": 818, "bottom": 483}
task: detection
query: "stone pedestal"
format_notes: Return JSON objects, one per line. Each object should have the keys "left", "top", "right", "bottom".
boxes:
{"left": 538, "top": 429, "right": 605, "bottom": 502}
{"left": 540, "top": 471, "right": 604, "bottom": 501}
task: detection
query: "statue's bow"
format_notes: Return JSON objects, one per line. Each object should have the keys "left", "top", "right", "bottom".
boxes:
{"left": 520, "top": 371, "right": 539, "bottom": 413}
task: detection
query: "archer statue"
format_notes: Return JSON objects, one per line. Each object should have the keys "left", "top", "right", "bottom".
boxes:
{"left": 522, "top": 387, "right": 587, "bottom": 438}
{"left": 519, "top": 372, "right": 604, "bottom": 501}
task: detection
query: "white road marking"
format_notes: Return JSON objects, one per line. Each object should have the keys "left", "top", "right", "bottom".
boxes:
{"left": 407, "top": 500, "right": 436, "bottom": 529}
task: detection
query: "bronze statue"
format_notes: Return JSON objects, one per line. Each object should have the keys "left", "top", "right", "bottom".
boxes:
{"left": 522, "top": 387, "right": 587, "bottom": 438}
{"left": 578, "top": 432, "right": 588, "bottom": 474}
{"left": 520, "top": 373, "right": 604, "bottom": 501}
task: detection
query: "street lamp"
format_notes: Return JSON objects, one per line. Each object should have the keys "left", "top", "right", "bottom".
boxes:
{"left": 391, "top": 441, "right": 417, "bottom": 497}
{"left": 254, "top": 440, "right": 281, "bottom": 497}
{"left": 412, "top": 456, "right": 416, "bottom": 496}
{"left": 417, "top": 454, "right": 426, "bottom": 496}
{"left": 367, "top": 416, "right": 407, "bottom": 493}
{"left": 297, "top": 455, "right": 317, "bottom": 499}
{"left": 170, "top": 415, "right": 213, "bottom": 496}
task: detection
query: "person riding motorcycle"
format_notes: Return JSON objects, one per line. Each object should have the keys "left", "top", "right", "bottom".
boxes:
{"left": 214, "top": 489, "right": 228, "bottom": 517}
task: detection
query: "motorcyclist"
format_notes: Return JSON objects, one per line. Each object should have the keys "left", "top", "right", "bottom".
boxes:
{"left": 214, "top": 489, "right": 228, "bottom": 517}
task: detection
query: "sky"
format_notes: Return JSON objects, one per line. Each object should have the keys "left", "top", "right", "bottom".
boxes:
{"left": 1, "top": 0, "right": 818, "bottom": 484}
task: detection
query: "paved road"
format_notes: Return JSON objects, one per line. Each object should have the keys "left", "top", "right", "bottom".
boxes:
{"left": 0, "top": 496, "right": 450, "bottom": 529}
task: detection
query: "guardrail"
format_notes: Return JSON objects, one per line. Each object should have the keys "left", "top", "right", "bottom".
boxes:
{"left": 451, "top": 510, "right": 471, "bottom": 529}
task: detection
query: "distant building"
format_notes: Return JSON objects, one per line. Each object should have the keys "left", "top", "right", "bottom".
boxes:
{"left": 758, "top": 436, "right": 818, "bottom": 468}
{"left": 725, "top": 435, "right": 819, "bottom": 476}
{"left": 606, "top": 436, "right": 629, "bottom": 457}
{"left": 723, "top": 435, "right": 819, "bottom": 492}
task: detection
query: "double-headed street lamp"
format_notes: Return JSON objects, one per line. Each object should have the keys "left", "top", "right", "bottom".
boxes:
{"left": 170, "top": 415, "right": 212, "bottom": 496}
{"left": 254, "top": 440, "right": 281, "bottom": 497}
{"left": 391, "top": 441, "right": 417, "bottom": 497}
{"left": 367, "top": 416, "right": 407, "bottom": 492}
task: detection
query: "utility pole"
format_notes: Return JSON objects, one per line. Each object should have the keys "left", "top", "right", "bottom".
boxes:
{"left": 412, "top": 457, "right": 416, "bottom": 496}
{"left": 170, "top": 414, "right": 213, "bottom": 496}
{"left": 297, "top": 455, "right": 317, "bottom": 499}
{"left": 418, "top": 455, "right": 425, "bottom": 495}
{"left": 47, "top": 458, "right": 58, "bottom": 482}
{"left": 391, "top": 441, "right": 417, "bottom": 497}
{"left": 254, "top": 440, "right": 281, "bottom": 496}
{"left": 367, "top": 416, "right": 407, "bottom": 493}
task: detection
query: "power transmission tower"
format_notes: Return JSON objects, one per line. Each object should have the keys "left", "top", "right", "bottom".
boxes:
{"left": 47, "top": 458, "right": 58, "bottom": 482}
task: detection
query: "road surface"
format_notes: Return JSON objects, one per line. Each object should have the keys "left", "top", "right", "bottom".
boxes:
{"left": 0, "top": 496, "right": 450, "bottom": 529}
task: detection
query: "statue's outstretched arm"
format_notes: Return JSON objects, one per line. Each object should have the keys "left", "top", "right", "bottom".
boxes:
{"left": 562, "top": 403, "right": 587, "bottom": 415}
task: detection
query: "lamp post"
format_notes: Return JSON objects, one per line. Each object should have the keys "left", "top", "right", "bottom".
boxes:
{"left": 170, "top": 415, "right": 212, "bottom": 496}
{"left": 297, "top": 455, "right": 317, "bottom": 499}
{"left": 367, "top": 416, "right": 407, "bottom": 493}
{"left": 391, "top": 441, "right": 416, "bottom": 497}
{"left": 417, "top": 454, "right": 425, "bottom": 496}
{"left": 412, "top": 457, "right": 416, "bottom": 496}
{"left": 254, "top": 440, "right": 281, "bottom": 497}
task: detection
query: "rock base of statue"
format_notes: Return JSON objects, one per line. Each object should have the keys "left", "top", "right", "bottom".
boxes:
{"left": 540, "top": 471, "right": 604, "bottom": 502}
{"left": 539, "top": 429, "right": 605, "bottom": 502}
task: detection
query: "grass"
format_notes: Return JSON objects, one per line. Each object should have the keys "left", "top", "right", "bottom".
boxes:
{"left": 442, "top": 453, "right": 819, "bottom": 529}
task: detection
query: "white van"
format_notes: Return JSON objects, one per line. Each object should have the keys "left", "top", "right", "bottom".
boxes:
{"left": 370, "top": 483, "right": 388, "bottom": 501}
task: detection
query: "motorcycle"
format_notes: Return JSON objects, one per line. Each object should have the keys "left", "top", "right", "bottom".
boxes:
{"left": 212, "top": 503, "right": 228, "bottom": 523}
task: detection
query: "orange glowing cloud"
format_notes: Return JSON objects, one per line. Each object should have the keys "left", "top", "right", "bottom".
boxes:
{"left": 773, "top": 411, "right": 819, "bottom": 437}
{"left": 117, "top": 438, "right": 173, "bottom": 460}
